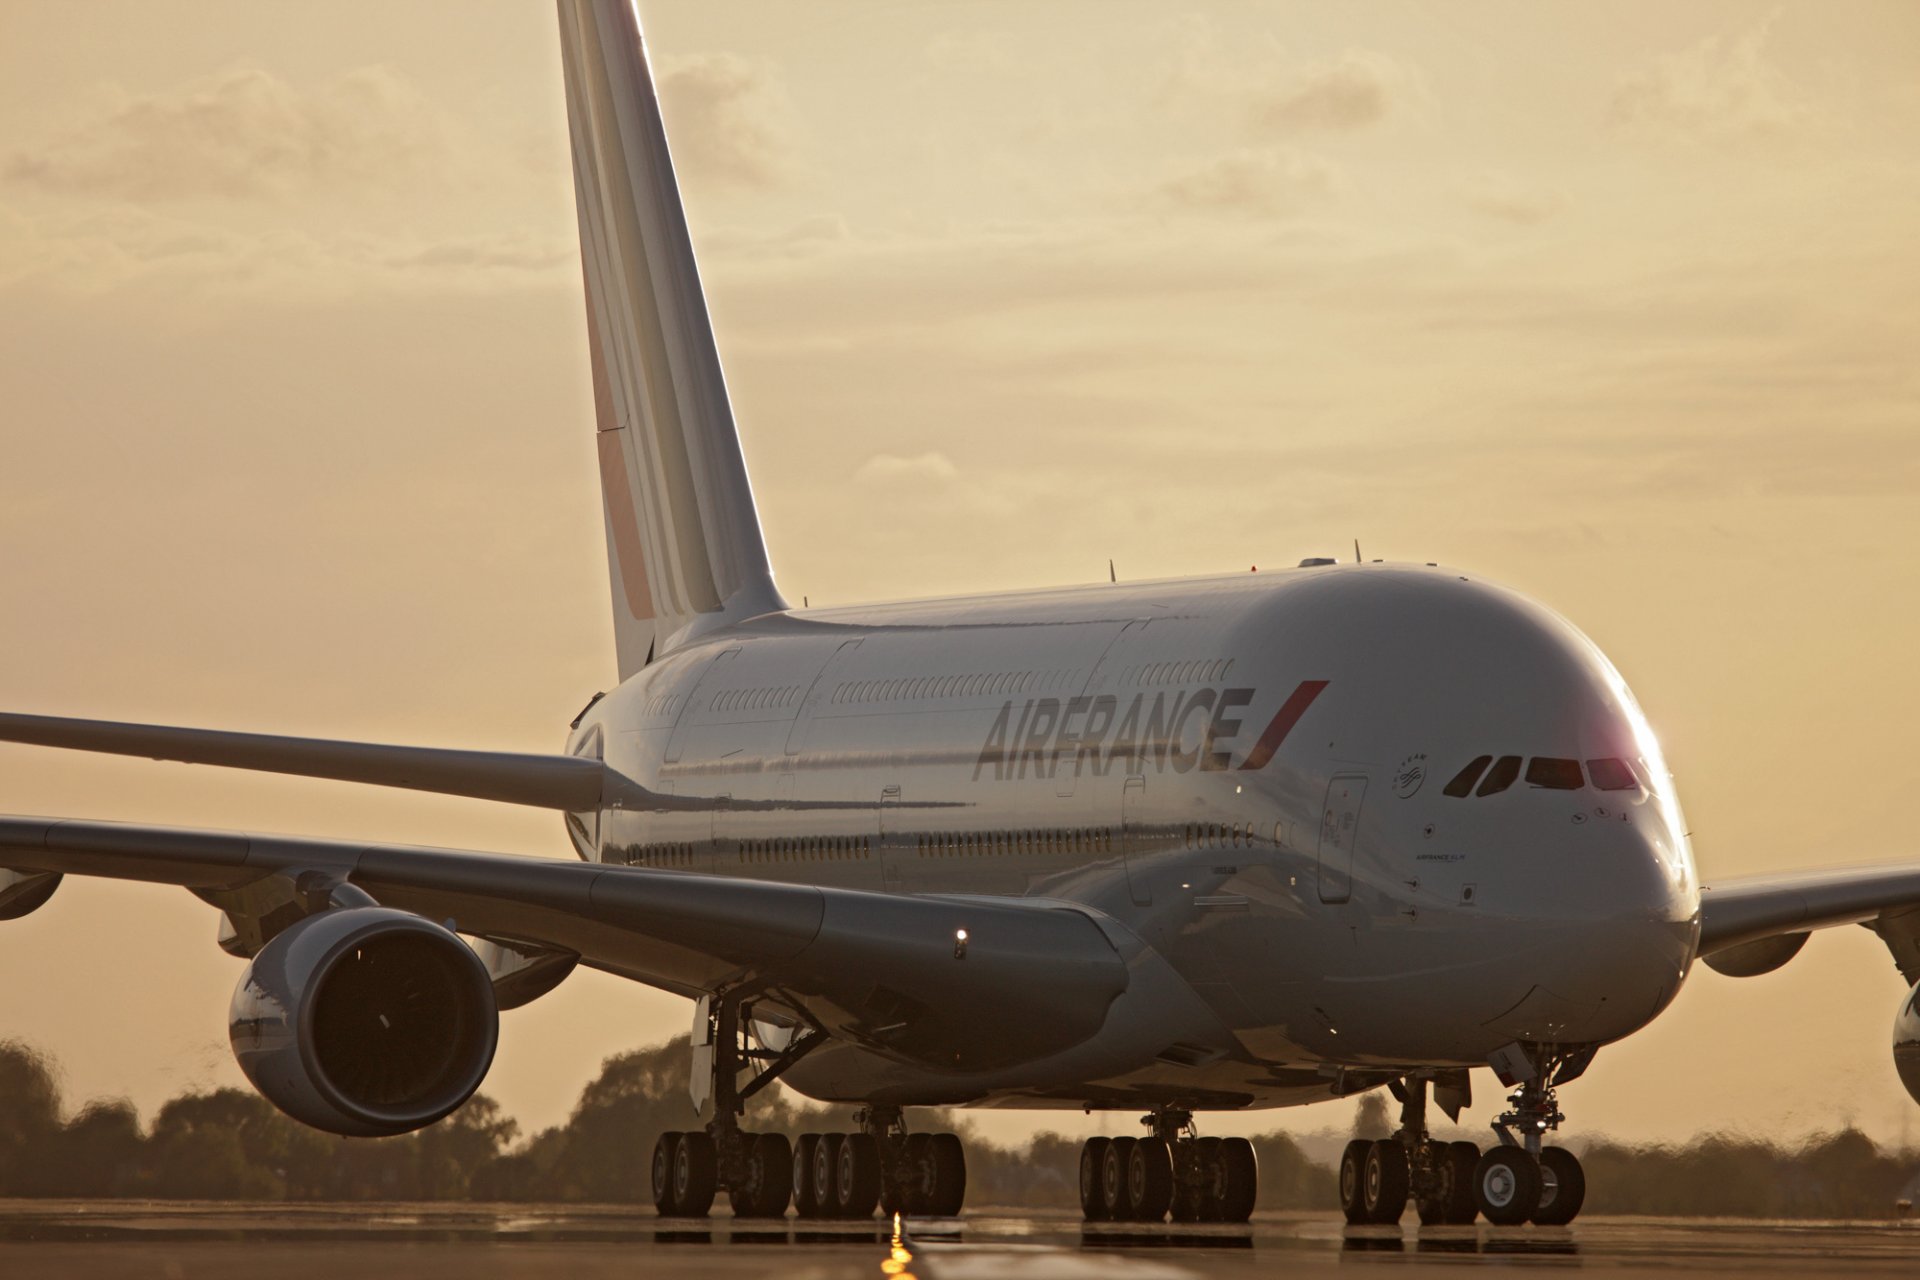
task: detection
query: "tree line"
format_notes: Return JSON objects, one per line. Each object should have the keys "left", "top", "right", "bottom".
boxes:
{"left": 0, "top": 1038, "right": 1912, "bottom": 1216}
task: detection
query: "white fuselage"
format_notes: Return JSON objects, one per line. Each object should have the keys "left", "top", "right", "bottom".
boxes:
{"left": 568, "top": 563, "right": 1700, "bottom": 1111}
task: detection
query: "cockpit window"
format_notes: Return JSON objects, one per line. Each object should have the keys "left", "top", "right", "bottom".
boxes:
{"left": 1587, "top": 757, "right": 1638, "bottom": 791}
{"left": 1476, "top": 755, "right": 1522, "bottom": 796}
{"left": 1525, "top": 757, "right": 1583, "bottom": 790}
{"left": 1443, "top": 756, "right": 1492, "bottom": 797}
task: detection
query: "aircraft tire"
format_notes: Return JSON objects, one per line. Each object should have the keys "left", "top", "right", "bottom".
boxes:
{"left": 732, "top": 1131, "right": 791, "bottom": 1218}
{"left": 1102, "top": 1137, "right": 1138, "bottom": 1220}
{"left": 651, "top": 1130, "right": 681, "bottom": 1215}
{"left": 837, "top": 1132, "right": 882, "bottom": 1218}
{"left": 1218, "top": 1136, "right": 1258, "bottom": 1223}
{"left": 1129, "top": 1137, "right": 1175, "bottom": 1222}
{"left": 927, "top": 1132, "right": 967, "bottom": 1217}
{"left": 1444, "top": 1142, "right": 1482, "bottom": 1224}
{"left": 812, "top": 1133, "right": 843, "bottom": 1217}
{"left": 1079, "top": 1137, "right": 1112, "bottom": 1220}
{"left": 792, "top": 1134, "right": 821, "bottom": 1217}
{"left": 672, "top": 1130, "right": 718, "bottom": 1218}
{"left": 1532, "top": 1148, "right": 1585, "bottom": 1225}
{"left": 1338, "top": 1139, "right": 1372, "bottom": 1225}
{"left": 1362, "top": 1139, "right": 1409, "bottom": 1224}
{"left": 1473, "top": 1147, "right": 1540, "bottom": 1226}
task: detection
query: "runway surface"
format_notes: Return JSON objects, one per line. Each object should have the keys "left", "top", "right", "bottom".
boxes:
{"left": 2, "top": 1202, "right": 1917, "bottom": 1278}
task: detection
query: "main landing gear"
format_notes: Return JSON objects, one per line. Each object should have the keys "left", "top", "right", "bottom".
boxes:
{"left": 648, "top": 991, "right": 971, "bottom": 1219}
{"left": 1078, "top": 1109, "right": 1257, "bottom": 1223}
{"left": 1337, "top": 1057, "right": 1589, "bottom": 1228}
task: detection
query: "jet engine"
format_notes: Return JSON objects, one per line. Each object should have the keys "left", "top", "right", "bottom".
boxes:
{"left": 229, "top": 906, "right": 498, "bottom": 1137}
{"left": 1898, "top": 982, "right": 1920, "bottom": 1107}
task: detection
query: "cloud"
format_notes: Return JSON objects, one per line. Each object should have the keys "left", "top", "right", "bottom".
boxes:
{"left": 853, "top": 452, "right": 961, "bottom": 485}
{"left": 1249, "top": 50, "right": 1414, "bottom": 134}
{"left": 658, "top": 53, "right": 798, "bottom": 190}
{"left": 5, "top": 65, "right": 454, "bottom": 202}
{"left": 1461, "top": 171, "right": 1567, "bottom": 225}
{"left": 1153, "top": 148, "right": 1340, "bottom": 217}
{"left": 1610, "top": 13, "right": 1807, "bottom": 143}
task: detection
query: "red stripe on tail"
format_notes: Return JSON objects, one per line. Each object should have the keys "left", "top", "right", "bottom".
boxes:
{"left": 1239, "top": 680, "right": 1329, "bottom": 770}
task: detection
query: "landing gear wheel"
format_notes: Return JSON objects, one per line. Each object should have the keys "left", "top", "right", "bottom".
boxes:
{"left": 671, "top": 1130, "right": 718, "bottom": 1218}
{"left": 926, "top": 1132, "right": 967, "bottom": 1217}
{"left": 1362, "top": 1140, "right": 1409, "bottom": 1225}
{"left": 1414, "top": 1142, "right": 1455, "bottom": 1226}
{"left": 1128, "top": 1137, "right": 1175, "bottom": 1222}
{"left": 792, "top": 1134, "right": 821, "bottom": 1217}
{"left": 836, "top": 1131, "right": 882, "bottom": 1218}
{"left": 1080, "top": 1137, "right": 1112, "bottom": 1220}
{"left": 1473, "top": 1147, "right": 1540, "bottom": 1226}
{"left": 812, "top": 1133, "right": 843, "bottom": 1217}
{"left": 1217, "top": 1137, "right": 1257, "bottom": 1223}
{"left": 651, "top": 1130, "right": 681, "bottom": 1215}
{"left": 1102, "top": 1137, "right": 1138, "bottom": 1220}
{"left": 731, "top": 1131, "right": 791, "bottom": 1217}
{"left": 1338, "top": 1138, "right": 1372, "bottom": 1225}
{"left": 1193, "top": 1136, "right": 1227, "bottom": 1221}
{"left": 1440, "top": 1142, "right": 1481, "bottom": 1224}
{"left": 1532, "top": 1148, "right": 1585, "bottom": 1225}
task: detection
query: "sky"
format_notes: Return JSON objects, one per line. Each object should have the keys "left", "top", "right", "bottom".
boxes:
{"left": 1, "top": 1, "right": 1918, "bottom": 1151}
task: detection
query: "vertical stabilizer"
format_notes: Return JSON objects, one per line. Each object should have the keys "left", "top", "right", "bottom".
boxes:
{"left": 557, "top": 0, "right": 786, "bottom": 676}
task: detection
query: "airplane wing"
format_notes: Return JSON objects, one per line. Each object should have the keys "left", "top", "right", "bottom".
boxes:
{"left": 1698, "top": 863, "right": 1920, "bottom": 982}
{"left": 0, "top": 814, "right": 1128, "bottom": 1069}
{"left": 0, "top": 712, "right": 603, "bottom": 810}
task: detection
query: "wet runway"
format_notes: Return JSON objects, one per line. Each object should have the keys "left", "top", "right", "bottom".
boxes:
{"left": 1, "top": 1202, "right": 1917, "bottom": 1278}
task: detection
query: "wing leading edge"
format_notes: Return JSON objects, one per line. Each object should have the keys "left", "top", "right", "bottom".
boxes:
{"left": 0, "top": 815, "right": 1129, "bottom": 1072}
{"left": 1699, "top": 862, "right": 1920, "bottom": 983}
{"left": 0, "top": 712, "right": 603, "bottom": 811}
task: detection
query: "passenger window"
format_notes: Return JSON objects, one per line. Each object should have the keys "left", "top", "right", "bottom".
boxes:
{"left": 1587, "top": 757, "right": 1638, "bottom": 791}
{"left": 1443, "top": 756, "right": 1492, "bottom": 797}
{"left": 1476, "top": 755, "right": 1522, "bottom": 796}
{"left": 1525, "top": 758, "right": 1583, "bottom": 790}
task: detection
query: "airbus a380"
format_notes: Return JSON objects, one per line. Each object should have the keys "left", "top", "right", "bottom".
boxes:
{"left": 4, "top": 0, "right": 1918, "bottom": 1231}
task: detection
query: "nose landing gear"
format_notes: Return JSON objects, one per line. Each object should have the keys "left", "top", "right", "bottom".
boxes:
{"left": 1478, "top": 1063, "right": 1586, "bottom": 1226}
{"left": 1078, "top": 1109, "right": 1257, "bottom": 1223}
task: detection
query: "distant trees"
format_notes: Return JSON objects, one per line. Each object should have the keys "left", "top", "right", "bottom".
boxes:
{"left": 0, "top": 1036, "right": 1913, "bottom": 1216}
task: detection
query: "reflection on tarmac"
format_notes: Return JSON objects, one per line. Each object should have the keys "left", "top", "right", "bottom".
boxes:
{"left": 0, "top": 1203, "right": 1916, "bottom": 1279}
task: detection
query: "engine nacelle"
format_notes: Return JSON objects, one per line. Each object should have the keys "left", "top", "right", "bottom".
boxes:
{"left": 1898, "top": 982, "right": 1920, "bottom": 1107}
{"left": 229, "top": 907, "right": 498, "bottom": 1137}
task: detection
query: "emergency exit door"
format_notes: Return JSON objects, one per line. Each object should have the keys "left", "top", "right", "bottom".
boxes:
{"left": 1318, "top": 774, "right": 1367, "bottom": 904}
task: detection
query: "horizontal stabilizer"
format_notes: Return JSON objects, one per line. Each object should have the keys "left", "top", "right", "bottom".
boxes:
{"left": 0, "top": 712, "right": 603, "bottom": 811}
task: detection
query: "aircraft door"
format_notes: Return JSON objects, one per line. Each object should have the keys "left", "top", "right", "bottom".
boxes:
{"left": 1121, "top": 776, "right": 1151, "bottom": 906}
{"left": 786, "top": 639, "right": 864, "bottom": 755}
{"left": 664, "top": 648, "right": 739, "bottom": 764}
{"left": 1317, "top": 774, "right": 1367, "bottom": 904}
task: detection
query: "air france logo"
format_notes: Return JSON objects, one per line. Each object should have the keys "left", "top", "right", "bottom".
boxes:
{"left": 972, "top": 679, "right": 1327, "bottom": 782}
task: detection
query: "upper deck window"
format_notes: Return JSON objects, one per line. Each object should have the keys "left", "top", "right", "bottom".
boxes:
{"left": 1587, "top": 757, "right": 1638, "bottom": 791}
{"left": 1525, "top": 757, "right": 1583, "bottom": 790}
{"left": 1476, "top": 755, "right": 1522, "bottom": 796}
{"left": 1443, "top": 756, "right": 1492, "bottom": 797}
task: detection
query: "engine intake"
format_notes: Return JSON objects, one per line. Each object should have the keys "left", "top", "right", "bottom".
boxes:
{"left": 230, "top": 907, "right": 498, "bottom": 1137}
{"left": 1898, "top": 981, "right": 1920, "bottom": 1107}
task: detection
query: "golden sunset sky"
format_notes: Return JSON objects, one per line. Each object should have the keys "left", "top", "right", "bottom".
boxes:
{"left": 1, "top": 1, "right": 1917, "bottom": 1149}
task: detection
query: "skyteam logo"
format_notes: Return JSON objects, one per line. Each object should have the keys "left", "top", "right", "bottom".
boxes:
{"left": 971, "top": 680, "right": 1327, "bottom": 782}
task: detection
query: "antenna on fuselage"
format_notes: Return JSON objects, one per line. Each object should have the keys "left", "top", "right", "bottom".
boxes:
{"left": 1109, "top": 559, "right": 1117, "bottom": 583}
{"left": 1354, "top": 539, "right": 1362, "bottom": 563}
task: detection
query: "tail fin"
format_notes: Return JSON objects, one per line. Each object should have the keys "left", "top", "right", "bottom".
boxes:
{"left": 557, "top": 0, "right": 786, "bottom": 676}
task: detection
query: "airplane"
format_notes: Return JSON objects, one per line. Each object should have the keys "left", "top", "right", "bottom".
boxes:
{"left": 4, "top": 0, "right": 1919, "bottom": 1230}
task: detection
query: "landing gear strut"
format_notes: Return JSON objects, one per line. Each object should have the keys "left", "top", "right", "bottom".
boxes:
{"left": 650, "top": 991, "right": 823, "bottom": 1218}
{"left": 1476, "top": 1058, "right": 1586, "bottom": 1226}
{"left": 1078, "top": 1109, "right": 1257, "bottom": 1223}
